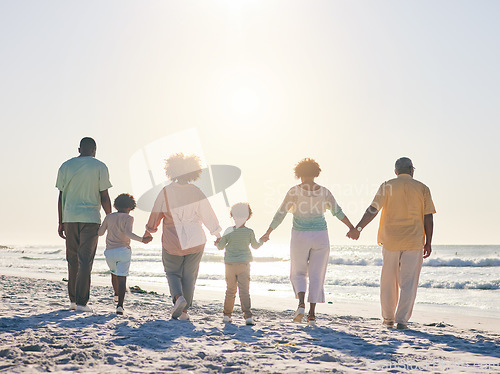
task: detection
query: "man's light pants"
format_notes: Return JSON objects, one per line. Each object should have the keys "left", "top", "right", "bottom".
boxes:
{"left": 381, "top": 248, "right": 423, "bottom": 324}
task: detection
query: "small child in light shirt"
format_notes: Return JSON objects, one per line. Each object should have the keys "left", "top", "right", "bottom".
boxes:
{"left": 216, "top": 203, "right": 263, "bottom": 325}
{"left": 98, "top": 193, "right": 152, "bottom": 315}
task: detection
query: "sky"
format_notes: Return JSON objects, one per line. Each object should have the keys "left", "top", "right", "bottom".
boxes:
{"left": 0, "top": 0, "right": 499, "bottom": 246}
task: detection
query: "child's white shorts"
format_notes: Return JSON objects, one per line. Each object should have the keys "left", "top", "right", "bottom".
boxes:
{"left": 104, "top": 247, "right": 132, "bottom": 276}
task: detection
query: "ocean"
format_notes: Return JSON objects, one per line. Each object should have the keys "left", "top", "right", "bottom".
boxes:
{"left": 1, "top": 244, "right": 499, "bottom": 314}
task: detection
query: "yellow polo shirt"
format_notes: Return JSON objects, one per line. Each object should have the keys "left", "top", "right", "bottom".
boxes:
{"left": 371, "top": 174, "right": 436, "bottom": 251}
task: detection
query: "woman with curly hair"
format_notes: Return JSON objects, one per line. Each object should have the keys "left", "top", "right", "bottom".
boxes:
{"left": 145, "top": 153, "right": 221, "bottom": 320}
{"left": 260, "top": 158, "right": 355, "bottom": 324}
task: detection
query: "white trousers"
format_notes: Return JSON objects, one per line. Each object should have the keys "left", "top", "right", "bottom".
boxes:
{"left": 290, "top": 230, "right": 330, "bottom": 303}
{"left": 381, "top": 248, "right": 423, "bottom": 324}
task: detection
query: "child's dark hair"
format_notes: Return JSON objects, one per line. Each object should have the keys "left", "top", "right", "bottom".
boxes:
{"left": 114, "top": 193, "right": 137, "bottom": 211}
{"left": 230, "top": 202, "right": 253, "bottom": 220}
{"left": 294, "top": 158, "right": 321, "bottom": 179}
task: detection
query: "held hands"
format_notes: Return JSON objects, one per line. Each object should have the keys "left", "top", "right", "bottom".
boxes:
{"left": 346, "top": 227, "right": 360, "bottom": 240}
{"left": 142, "top": 231, "right": 153, "bottom": 244}
{"left": 259, "top": 234, "right": 270, "bottom": 243}
{"left": 214, "top": 237, "right": 221, "bottom": 247}
{"left": 260, "top": 228, "right": 272, "bottom": 243}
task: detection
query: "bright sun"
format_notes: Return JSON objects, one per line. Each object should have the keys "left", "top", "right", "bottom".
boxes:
{"left": 210, "top": 65, "right": 279, "bottom": 125}
{"left": 231, "top": 87, "right": 260, "bottom": 116}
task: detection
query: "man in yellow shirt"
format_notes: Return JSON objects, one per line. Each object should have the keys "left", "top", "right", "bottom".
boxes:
{"left": 349, "top": 157, "right": 436, "bottom": 329}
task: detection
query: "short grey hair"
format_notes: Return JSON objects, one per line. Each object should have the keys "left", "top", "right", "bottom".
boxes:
{"left": 395, "top": 157, "right": 414, "bottom": 173}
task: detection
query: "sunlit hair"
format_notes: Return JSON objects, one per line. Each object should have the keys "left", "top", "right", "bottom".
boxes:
{"left": 294, "top": 158, "right": 321, "bottom": 179}
{"left": 114, "top": 193, "right": 136, "bottom": 211}
{"left": 230, "top": 202, "right": 253, "bottom": 220}
{"left": 164, "top": 153, "right": 202, "bottom": 183}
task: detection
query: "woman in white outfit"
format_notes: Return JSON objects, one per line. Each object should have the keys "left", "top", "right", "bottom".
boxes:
{"left": 260, "top": 158, "right": 356, "bottom": 324}
{"left": 145, "top": 153, "right": 221, "bottom": 320}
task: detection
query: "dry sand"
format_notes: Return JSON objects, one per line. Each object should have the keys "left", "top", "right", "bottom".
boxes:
{"left": 0, "top": 274, "right": 499, "bottom": 373}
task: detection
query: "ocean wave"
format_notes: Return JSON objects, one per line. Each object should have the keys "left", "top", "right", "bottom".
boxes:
{"left": 424, "top": 258, "right": 500, "bottom": 267}
{"left": 123, "top": 257, "right": 161, "bottom": 262}
{"left": 329, "top": 279, "right": 499, "bottom": 290}
{"left": 329, "top": 258, "right": 383, "bottom": 266}
{"left": 252, "top": 256, "right": 287, "bottom": 263}
{"left": 198, "top": 274, "right": 290, "bottom": 284}
{"left": 194, "top": 275, "right": 500, "bottom": 290}
{"left": 133, "top": 255, "right": 500, "bottom": 267}
{"left": 44, "top": 250, "right": 62, "bottom": 255}
{"left": 94, "top": 270, "right": 112, "bottom": 275}
{"left": 328, "top": 257, "right": 500, "bottom": 267}
{"left": 315, "top": 278, "right": 500, "bottom": 290}
{"left": 326, "top": 279, "right": 500, "bottom": 290}
{"left": 419, "top": 280, "right": 500, "bottom": 290}
{"left": 201, "top": 254, "right": 286, "bottom": 263}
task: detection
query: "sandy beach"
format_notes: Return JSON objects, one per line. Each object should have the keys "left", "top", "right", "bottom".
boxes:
{"left": 1, "top": 274, "right": 499, "bottom": 373}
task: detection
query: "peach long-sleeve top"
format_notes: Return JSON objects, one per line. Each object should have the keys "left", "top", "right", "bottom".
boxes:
{"left": 145, "top": 181, "right": 222, "bottom": 256}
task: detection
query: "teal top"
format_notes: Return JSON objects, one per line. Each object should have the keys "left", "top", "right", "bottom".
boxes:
{"left": 288, "top": 215, "right": 332, "bottom": 231}
{"left": 56, "top": 156, "right": 112, "bottom": 224}
{"left": 217, "top": 226, "right": 263, "bottom": 263}
{"left": 270, "top": 185, "right": 345, "bottom": 231}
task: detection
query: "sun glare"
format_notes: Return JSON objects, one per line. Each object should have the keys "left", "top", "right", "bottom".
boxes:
{"left": 208, "top": 65, "right": 285, "bottom": 126}
{"left": 231, "top": 87, "right": 260, "bottom": 116}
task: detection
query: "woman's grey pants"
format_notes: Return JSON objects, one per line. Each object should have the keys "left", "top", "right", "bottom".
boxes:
{"left": 162, "top": 250, "right": 204, "bottom": 309}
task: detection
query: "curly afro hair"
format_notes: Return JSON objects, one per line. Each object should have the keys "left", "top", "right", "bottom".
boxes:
{"left": 164, "top": 153, "right": 203, "bottom": 183}
{"left": 294, "top": 158, "right": 321, "bottom": 179}
{"left": 230, "top": 202, "right": 253, "bottom": 220}
{"left": 114, "top": 193, "right": 136, "bottom": 211}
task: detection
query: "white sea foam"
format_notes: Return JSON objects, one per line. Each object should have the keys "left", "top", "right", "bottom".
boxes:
{"left": 196, "top": 275, "right": 500, "bottom": 290}
{"left": 1, "top": 244, "right": 499, "bottom": 311}
{"left": 419, "top": 280, "right": 500, "bottom": 290}
{"left": 329, "top": 258, "right": 383, "bottom": 266}
{"left": 424, "top": 258, "right": 500, "bottom": 267}
{"left": 328, "top": 257, "right": 500, "bottom": 267}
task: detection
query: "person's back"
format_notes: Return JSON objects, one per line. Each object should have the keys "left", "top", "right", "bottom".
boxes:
{"left": 351, "top": 157, "right": 436, "bottom": 329}
{"left": 56, "top": 137, "right": 112, "bottom": 312}
{"left": 149, "top": 181, "right": 221, "bottom": 253}
{"left": 143, "top": 153, "right": 222, "bottom": 321}
{"left": 216, "top": 203, "right": 263, "bottom": 325}
{"left": 270, "top": 184, "right": 345, "bottom": 232}
{"left": 57, "top": 156, "right": 111, "bottom": 224}
{"left": 261, "top": 158, "right": 356, "bottom": 325}
{"left": 373, "top": 174, "right": 434, "bottom": 251}
{"left": 100, "top": 212, "right": 142, "bottom": 250}
{"left": 98, "top": 193, "right": 149, "bottom": 315}
{"left": 164, "top": 181, "right": 205, "bottom": 210}
{"left": 219, "top": 226, "right": 262, "bottom": 263}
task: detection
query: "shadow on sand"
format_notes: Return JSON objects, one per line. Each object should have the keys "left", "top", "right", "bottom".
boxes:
{"left": 0, "top": 309, "right": 114, "bottom": 332}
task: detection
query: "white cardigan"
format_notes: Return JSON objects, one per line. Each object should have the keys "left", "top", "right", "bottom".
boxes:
{"left": 146, "top": 182, "right": 221, "bottom": 254}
